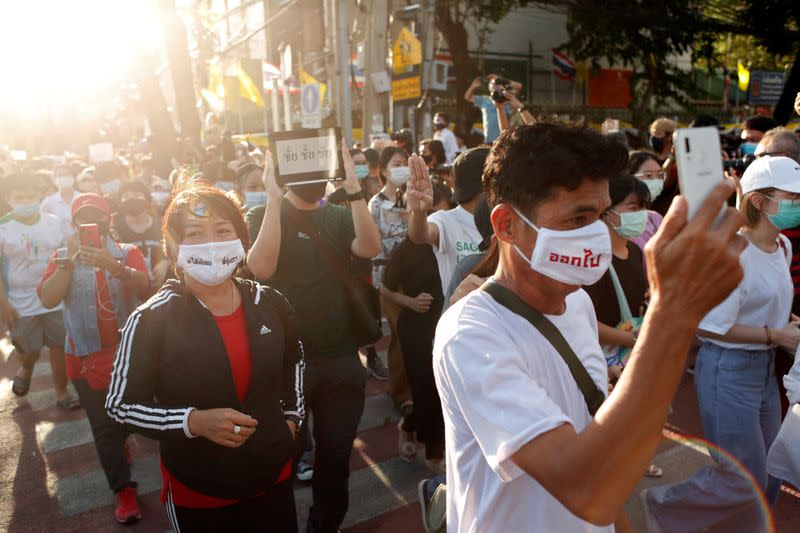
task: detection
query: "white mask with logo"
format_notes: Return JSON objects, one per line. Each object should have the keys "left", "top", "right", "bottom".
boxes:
{"left": 512, "top": 206, "right": 612, "bottom": 286}
{"left": 177, "top": 239, "right": 245, "bottom": 286}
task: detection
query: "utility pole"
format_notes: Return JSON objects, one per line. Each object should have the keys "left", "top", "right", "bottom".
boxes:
{"left": 419, "top": 0, "right": 436, "bottom": 141}
{"left": 361, "top": 0, "right": 389, "bottom": 143}
{"left": 334, "top": 0, "right": 353, "bottom": 144}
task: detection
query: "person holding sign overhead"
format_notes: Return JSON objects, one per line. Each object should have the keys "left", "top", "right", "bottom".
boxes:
{"left": 247, "top": 140, "right": 381, "bottom": 533}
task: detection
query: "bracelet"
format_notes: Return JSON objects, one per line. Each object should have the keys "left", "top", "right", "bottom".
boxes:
{"left": 765, "top": 326, "right": 773, "bottom": 346}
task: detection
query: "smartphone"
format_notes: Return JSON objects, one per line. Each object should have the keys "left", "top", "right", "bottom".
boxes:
{"left": 79, "top": 223, "right": 101, "bottom": 248}
{"left": 674, "top": 127, "right": 726, "bottom": 222}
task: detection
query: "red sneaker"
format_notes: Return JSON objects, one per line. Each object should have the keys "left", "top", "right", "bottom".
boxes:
{"left": 114, "top": 487, "right": 142, "bottom": 524}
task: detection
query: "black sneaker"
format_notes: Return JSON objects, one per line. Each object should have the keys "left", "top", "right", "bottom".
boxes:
{"left": 366, "top": 355, "right": 389, "bottom": 381}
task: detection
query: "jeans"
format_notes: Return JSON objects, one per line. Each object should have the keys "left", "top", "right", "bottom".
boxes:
{"left": 72, "top": 378, "right": 134, "bottom": 493}
{"left": 303, "top": 354, "right": 365, "bottom": 533}
{"left": 646, "top": 342, "right": 782, "bottom": 533}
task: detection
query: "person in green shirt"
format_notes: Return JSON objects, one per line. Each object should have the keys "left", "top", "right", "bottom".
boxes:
{"left": 246, "top": 140, "right": 381, "bottom": 533}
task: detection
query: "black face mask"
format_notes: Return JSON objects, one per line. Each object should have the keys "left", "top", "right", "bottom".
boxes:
{"left": 434, "top": 123, "right": 446, "bottom": 130}
{"left": 291, "top": 182, "right": 327, "bottom": 203}
{"left": 422, "top": 154, "right": 433, "bottom": 165}
{"left": 649, "top": 135, "right": 664, "bottom": 154}
{"left": 121, "top": 198, "right": 149, "bottom": 216}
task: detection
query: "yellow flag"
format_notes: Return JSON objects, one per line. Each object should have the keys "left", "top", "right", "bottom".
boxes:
{"left": 737, "top": 62, "right": 750, "bottom": 92}
{"left": 238, "top": 67, "right": 265, "bottom": 107}
{"left": 299, "top": 67, "right": 327, "bottom": 102}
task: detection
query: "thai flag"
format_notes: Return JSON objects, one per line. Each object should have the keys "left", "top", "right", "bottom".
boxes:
{"left": 552, "top": 50, "right": 576, "bottom": 81}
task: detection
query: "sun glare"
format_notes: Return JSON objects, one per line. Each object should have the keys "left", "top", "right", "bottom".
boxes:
{"left": 0, "top": 0, "right": 163, "bottom": 119}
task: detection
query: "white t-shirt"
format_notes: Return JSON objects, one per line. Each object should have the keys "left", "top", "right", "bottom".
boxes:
{"left": 367, "top": 192, "right": 408, "bottom": 288}
{"left": 434, "top": 127, "right": 459, "bottom": 164}
{"left": 0, "top": 214, "right": 65, "bottom": 316}
{"left": 41, "top": 191, "right": 76, "bottom": 231}
{"left": 699, "top": 234, "right": 793, "bottom": 350}
{"left": 428, "top": 206, "right": 482, "bottom": 294}
{"left": 433, "top": 285, "right": 613, "bottom": 533}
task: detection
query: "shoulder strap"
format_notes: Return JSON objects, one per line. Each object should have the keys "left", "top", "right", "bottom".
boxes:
{"left": 284, "top": 205, "right": 357, "bottom": 291}
{"left": 480, "top": 281, "right": 605, "bottom": 416}
{"left": 607, "top": 264, "right": 633, "bottom": 323}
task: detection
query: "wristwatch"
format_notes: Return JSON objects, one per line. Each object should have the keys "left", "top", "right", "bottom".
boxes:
{"left": 346, "top": 190, "right": 366, "bottom": 202}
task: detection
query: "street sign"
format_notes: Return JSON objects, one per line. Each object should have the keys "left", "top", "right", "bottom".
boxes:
{"left": 391, "top": 72, "right": 421, "bottom": 103}
{"left": 301, "top": 83, "right": 322, "bottom": 129}
{"left": 392, "top": 26, "right": 422, "bottom": 74}
{"left": 749, "top": 71, "right": 786, "bottom": 106}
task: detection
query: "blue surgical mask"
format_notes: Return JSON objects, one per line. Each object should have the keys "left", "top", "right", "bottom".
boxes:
{"left": 354, "top": 165, "right": 370, "bottom": 180}
{"left": 767, "top": 199, "right": 800, "bottom": 230}
{"left": 610, "top": 209, "right": 648, "bottom": 239}
{"left": 11, "top": 202, "right": 40, "bottom": 218}
{"left": 244, "top": 191, "right": 268, "bottom": 208}
{"left": 100, "top": 179, "right": 121, "bottom": 195}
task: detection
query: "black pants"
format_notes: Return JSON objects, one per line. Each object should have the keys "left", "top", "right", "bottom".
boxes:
{"left": 166, "top": 481, "right": 297, "bottom": 532}
{"left": 302, "top": 354, "right": 365, "bottom": 533}
{"left": 397, "top": 313, "right": 444, "bottom": 460}
{"left": 71, "top": 378, "right": 133, "bottom": 493}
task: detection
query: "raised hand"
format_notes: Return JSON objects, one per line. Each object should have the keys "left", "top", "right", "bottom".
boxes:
{"left": 406, "top": 153, "right": 434, "bottom": 213}
{"left": 341, "top": 138, "right": 361, "bottom": 194}
{"left": 261, "top": 151, "right": 283, "bottom": 201}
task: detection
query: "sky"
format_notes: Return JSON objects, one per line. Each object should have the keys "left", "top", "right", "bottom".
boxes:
{"left": 0, "top": 0, "right": 164, "bottom": 121}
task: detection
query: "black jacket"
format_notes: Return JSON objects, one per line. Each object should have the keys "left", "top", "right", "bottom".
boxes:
{"left": 105, "top": 278, "right": 305, "bottom": 499}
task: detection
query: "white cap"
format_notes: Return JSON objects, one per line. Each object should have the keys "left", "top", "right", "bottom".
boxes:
{"left": 740, "top": 156, "right": 800, "bottom": 196}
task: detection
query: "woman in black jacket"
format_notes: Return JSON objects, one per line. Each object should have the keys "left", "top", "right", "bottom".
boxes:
{"left": 106, "top": 182, "right": 305, "bottom": 531}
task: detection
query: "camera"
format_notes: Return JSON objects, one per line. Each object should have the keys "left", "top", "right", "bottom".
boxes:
{"left": 723, "top": 153, "right": 756, "bottom": 173}
{"left": 490, "top": 77, "right": 511, "bottom": 103}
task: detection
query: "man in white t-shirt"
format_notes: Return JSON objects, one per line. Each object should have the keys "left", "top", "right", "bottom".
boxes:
{"left": 41, "top": 165, "right": 78, "bottom": 231}
{"left": 407, "top": 124, "right": 748, "bottom": 532}
{"left": 433, "top": 113, "right": 459, "bottom": 164}
{"left": 1, "top": 173, "right": 77, "bottom": 408}
{"left": 407, "top": 147, "right": 485, "bottom": 294}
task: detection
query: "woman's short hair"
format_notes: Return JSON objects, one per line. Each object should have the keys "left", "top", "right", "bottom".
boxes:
{"left": 609, "top": 174, "right": 650, "bottom": 208}
{"left": 740, "top": 188, "right": 775, "bottom": 228}
{"left": 162, "top": 182, "right": 249, "bottom": 263}
{"left": 626, "top": 150, "right": 661, "bottom": 175}
{"left": 420, "top": 139, "right": 446, "bottom": 164}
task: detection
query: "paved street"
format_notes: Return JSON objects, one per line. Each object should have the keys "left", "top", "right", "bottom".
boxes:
{"left": 0, "top": 336, "right": 798, "bottom": 532}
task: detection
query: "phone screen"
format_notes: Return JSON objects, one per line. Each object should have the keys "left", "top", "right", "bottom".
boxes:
{"left": 79, "top": 223, "right": 101, "bottom": 248}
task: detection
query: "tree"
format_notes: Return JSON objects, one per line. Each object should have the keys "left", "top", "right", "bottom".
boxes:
{"left": 434, "top": 1, "right": 533, "bottom": 133}
{"left": 557, "top": 0, "right": 704, "bottom": 131}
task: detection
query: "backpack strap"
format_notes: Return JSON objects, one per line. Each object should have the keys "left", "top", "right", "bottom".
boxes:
{"left": 480, "top": 281, "right": 605, "bottom": 416}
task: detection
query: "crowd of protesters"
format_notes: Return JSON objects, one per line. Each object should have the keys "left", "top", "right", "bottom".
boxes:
{"left": 1, "top": 88, "right": 800, "bottom": 533}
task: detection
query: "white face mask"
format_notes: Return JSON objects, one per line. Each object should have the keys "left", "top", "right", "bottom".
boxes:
{"left": 387, "top": 166, "right": 410, "bottom": 186}
{"left": 54, "top": 176, "right": 74, "bottom": 190}
{"left": 512, "top": 206, "right": 612, "bottom": 286}
{"left": 642, "top": 179, "right": 664, "bottom": 200}
{"left": 178, "top": 239, "right": 245, "bottom": 286}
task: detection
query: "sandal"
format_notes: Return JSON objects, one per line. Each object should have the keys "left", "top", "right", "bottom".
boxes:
{"left": 645, "top": 464, "right": 663, "bottom": 478}
{"left": 11, "top": 375, "right": 31, "bottom": 397}
{"left": 56, "top": 394, "right": 81, "bottom": 410}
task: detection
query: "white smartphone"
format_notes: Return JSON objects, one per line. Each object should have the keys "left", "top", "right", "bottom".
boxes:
{"left": 674, "top": 126, "right": 726, "bottom": 221}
